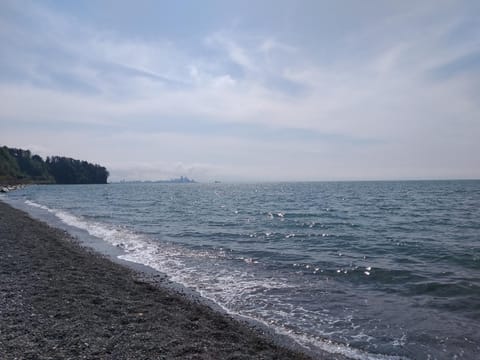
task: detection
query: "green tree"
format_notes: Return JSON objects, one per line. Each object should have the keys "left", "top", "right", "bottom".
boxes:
{"left": 0, "top": 145, "right": 109, "bottom": 184}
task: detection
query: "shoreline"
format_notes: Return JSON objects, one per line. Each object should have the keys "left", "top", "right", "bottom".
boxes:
{"left": 0, "top": 200, "right": 341, "bottom": 359}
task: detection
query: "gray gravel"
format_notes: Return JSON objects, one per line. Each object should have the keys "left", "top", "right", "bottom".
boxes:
{"left": 0, "top": 200, "right": 321, "bottom": 359}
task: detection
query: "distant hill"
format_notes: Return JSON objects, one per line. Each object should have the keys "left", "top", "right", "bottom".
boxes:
{"left": 0, "top": 146, "right": 109, "bottom": 185}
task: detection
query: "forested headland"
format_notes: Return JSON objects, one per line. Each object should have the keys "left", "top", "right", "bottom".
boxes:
{"left": 0, "top": 146, "right": 109, "bottom": 185}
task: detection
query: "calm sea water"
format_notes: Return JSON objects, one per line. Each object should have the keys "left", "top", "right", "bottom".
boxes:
{"left": 4, "top": 181, "right": 480, "bottom": 359}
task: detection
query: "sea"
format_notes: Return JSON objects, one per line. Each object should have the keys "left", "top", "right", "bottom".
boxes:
{"left": 2, "top": 181, "right": 480, "bottom": 359}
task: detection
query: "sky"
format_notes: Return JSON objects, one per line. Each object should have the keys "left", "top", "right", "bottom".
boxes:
{"left": 1, "top": 0, "right": 479, "bottom": 182}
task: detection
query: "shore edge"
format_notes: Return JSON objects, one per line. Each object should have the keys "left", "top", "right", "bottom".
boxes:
{"left": 0, "top": 200, "right": 342, "bottom": 359}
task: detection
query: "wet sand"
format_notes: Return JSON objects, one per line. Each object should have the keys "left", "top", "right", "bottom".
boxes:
{"left": 0, "top": 200, "right": 335, "bottom": 359}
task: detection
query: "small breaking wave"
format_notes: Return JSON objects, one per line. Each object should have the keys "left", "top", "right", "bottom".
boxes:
{"left": 22, "top": 198, "right": 405, "bottom": 360}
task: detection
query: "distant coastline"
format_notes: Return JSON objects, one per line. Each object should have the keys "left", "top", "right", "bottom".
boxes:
{"left": 117, "top": 176, "right": 196, "bottom": 184}
{"left": 0, "top": 146, "right": 109, "bottom": 185}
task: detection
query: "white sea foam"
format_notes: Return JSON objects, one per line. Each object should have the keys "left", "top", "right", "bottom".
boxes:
{"left": 25, "top": 200, "right": 52, "bottom": 212}
{"left": 24, "top": 200, "right": 150, "bottom": 252}
{"left": 120, "top": 244, "right": 409, "bottom": 360}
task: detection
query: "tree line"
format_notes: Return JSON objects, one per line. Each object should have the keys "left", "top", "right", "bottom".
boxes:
{"left": 0, "top": 146, "right": 109, "bottom": 185}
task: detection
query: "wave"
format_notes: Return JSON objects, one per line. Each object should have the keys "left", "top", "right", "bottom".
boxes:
{"left": 22, "top": 199, "right": 409, "bottom": 360}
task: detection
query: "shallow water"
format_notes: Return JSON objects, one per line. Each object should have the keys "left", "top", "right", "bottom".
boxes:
{"left": 5, "top": 181, "right": 480, "bottom": 359}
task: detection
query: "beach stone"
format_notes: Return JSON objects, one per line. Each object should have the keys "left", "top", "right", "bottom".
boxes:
{"left": 0, "top": 201, "right": 327, "bottom": 360}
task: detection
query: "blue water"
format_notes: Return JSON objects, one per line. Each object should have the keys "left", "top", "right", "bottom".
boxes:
{"left": 3, "top": 181, "right": 480, "bottom": 359}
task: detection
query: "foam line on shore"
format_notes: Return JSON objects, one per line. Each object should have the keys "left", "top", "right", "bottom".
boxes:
{"left": 0, "top": 199, "right": 314, "bottom": 359}
{"left": 13, "top": 198, "right": 407, "bottom": 360}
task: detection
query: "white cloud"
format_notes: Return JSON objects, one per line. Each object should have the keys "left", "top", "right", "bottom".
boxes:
{"left": 205, "top": 32, "right": 257, "bottom": 71}
{"left": 0, "top": 0, "right": 479, "bottom": 180}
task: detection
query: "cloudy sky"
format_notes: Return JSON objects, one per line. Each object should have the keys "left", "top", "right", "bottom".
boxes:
{"left": 1, "top": 1, "right": 479, "bottom": 182}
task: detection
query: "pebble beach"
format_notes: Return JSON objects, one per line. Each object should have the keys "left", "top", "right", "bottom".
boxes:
{"left": 0, "top": 200, "right": 321, "bottom": 359}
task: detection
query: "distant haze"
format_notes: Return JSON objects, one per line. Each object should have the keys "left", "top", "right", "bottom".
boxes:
{"left": 1, "top": 0, "right": 479, "bottom": 182}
